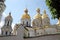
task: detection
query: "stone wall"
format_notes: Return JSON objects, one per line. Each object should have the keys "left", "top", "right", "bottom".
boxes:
{"left": 25, "top": 34, "right": 60, "bottom": 40}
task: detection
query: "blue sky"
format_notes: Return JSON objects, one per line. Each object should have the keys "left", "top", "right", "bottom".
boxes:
{"left": 2, "top": 0, "right": 58, "bottom": 26}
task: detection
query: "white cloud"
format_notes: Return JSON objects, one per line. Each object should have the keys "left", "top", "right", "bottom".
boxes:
{"left": 2, "top": 12, "right": 7, "bottom": 17}
{"left": 0, "top": 21, "right": 4, "bottom": 28}
{"left": 12, "top": 23, "right": 15, "bottom": 29}
{"left": 0, "top": 12, "right": 7, "bottom": 21}
{"left": 0, "top": 12, "right": 7, "bottom": 28}
{"left": 0, "top": 21, "right": 15, "bottom": 29}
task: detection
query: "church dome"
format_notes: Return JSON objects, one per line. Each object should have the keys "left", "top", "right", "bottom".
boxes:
{"left": 34, "top": 8, "right": 42, "bottom": 19}
{"left": 21, "top": 8, "right": 30, "bottom": 19}
{"left": 22, "top": 13, "right": 30, "bottom": 19}
{"left": 34, "top": 13, "right": 41, "bottom": 19}
{"left": 5, "top": 12, "right": 12, "bottom": 20}
{"left": 42, "top": 10, "right": 48, "bottom": 19}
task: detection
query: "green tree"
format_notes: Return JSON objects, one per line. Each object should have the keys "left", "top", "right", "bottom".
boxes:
{"left": 46, "top": 0, "right": 60, "bottom": 19}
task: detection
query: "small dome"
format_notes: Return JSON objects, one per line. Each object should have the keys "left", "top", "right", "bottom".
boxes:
{"left": 42, "top": 10, "right": 48, "bottom": 19}
{"left": 36, "top": 8, "right": 40, "bottom": 13}
{"left": 14, "top": 24, "right": 20, "bottom": 30}
{"left": 57, "top": 17, "right": 60, "bottom": 26}
{"left": 21, "top": 8, "right": 30, "bottom": 19}
{"left": 5, "top": 12, "right": 12, "bottom": 20}
{"left": 34, "top": 8, "right": 41, "bottom": 19}
{"left": 24, "top": 8, "right": 28, "bottom": 13}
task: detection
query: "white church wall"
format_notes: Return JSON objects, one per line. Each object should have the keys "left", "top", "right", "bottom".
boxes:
{"left": 32, "top": 19, "right": 42, "bottom": 27}
{"left": 17, "top": 25, "right": 24, "bottom": 40}
{"left": 35, "top": 29, "right": 45, "bottom": 36}
{"left": 21, "top": 19, "right": 31, "bottom": 26}
{"left": 44, "top": 27, "right": 57, "bottom": 34}
{"left": 28, "top": 30, "right": 35, "bottom": 37}
{"left": 42, "top": 18, "right": 50, "bottom": 27}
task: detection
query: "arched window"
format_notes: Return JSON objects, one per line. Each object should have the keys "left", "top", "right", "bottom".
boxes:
{"left": 9, "top": 32, "right": 11, "bottom": 35}
{"left": 6, "top": 31, "right": 8, "bottom": 35}
{"left": 7, "top": 21, "right": 9, "bottom": 26}
{"left": 27, "top": 22, "right": 28, "bottom": 27}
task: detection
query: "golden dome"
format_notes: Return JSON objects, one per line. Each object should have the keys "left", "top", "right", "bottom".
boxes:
{"left": 34, "top": 13, "right": 41, "bottom": 19}
{"left": 5, "top": 12, "right": 12, "bottom": 20}
{"left": 21, "top": 8, "right": 30, "bottom": 19}
{"left": 34, "top": 8, "right": 41, "bottom": 19}
{"left": 42, "top": 10, "right": 48, "bottom": 19}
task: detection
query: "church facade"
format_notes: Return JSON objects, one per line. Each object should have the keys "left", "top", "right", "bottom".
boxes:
{"left": 1, "top": 8, "right": 60, "bottom": 38}
{"left": 20, "top": 8, "right": 60, "bottom": 37}
{"left": 1, "top": 12, "right": 13, "bottom": 36}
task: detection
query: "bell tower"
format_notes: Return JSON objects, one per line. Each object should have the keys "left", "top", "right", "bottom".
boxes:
{"left": 1, "top": 12, "right": 13, "bottom": 36}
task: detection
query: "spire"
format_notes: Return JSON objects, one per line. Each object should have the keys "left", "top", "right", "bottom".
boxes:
{"left": 36, "top": 8, "right": 40, "bottom": 14}
{"left": 9, "top": 12, "right": 11, "bottom": 16}
{"left": 21, "top": 8, "right": 30, "bottom": 19}
{"left": 42, "top": 10, "right": 48, "bottom": 19}
{"left": 24, "top": 8, "right": 28, "bottom": 14}
{"left": 5, "top": 12, "right": 12, "bottom": 20}
{"left": 34, "top": 8, "right": 41, "bottom": 19}
{"left": 44, "top": 10, "right": 46, "bottom": 14}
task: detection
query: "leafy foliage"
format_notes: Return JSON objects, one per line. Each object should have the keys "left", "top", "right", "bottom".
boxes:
{"left": 46, "top": 0, "right": 60, "bottom": 19}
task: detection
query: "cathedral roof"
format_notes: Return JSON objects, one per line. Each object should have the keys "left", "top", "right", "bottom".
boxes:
{"left": 5, "top": 12, "right": 12, "bottom": 20}
{"left": 21, "top": 8, "right": 30, "bottom": 19}
{"left": 14, "top": 24, "right": 20, "bottom": 30}
{"left": 34, "top": 8, "right": 42, "bottom": 19}
{"left": 42, "top": 10, "right": 48, "bottom": 19}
